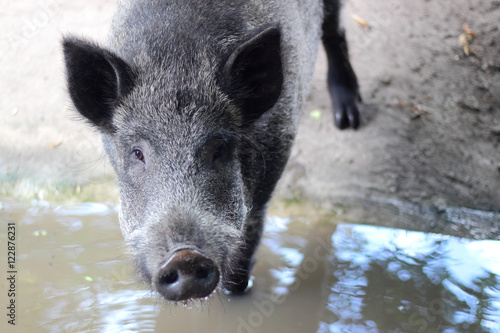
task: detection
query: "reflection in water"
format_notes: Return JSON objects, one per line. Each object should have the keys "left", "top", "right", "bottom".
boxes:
{"left": 1, "top": 199, "right": 499, "bottom": 332}
{"left": 327, "top": 225, "right": 500, "bottom": 332}
{"left": 97, "top": 290, "right": 158, "bottom": 332}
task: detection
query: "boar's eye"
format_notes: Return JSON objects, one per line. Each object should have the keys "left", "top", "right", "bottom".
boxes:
{"left": 203, "top": 133, "right": 235, "bottom": 169}
{"left": 211, "top": 140, "right": 234, "bottom": 168}
{"left": 213, "top": 143, "right": 227, "bottom": 163}
{"left": 132, "top": 148, "right": 145, "bottom": 163}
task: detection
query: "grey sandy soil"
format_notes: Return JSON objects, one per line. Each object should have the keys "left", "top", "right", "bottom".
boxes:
{"left": 1, "top": 1, "right": 499, "bottom": 236}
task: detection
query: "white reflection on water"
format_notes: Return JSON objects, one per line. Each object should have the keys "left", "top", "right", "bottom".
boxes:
{"left": 53, "top": 202, "right": 112, "bottom": 216}
{"left": 97, "top": 290, "right": 158, "bottom": 333}
{"left": 329, "top": 224, "right": 500, "bottom": 331}
{"left": 263, "top": 216, "right": 304, "bottom": 268}
{"left": 348, "top": 224, "right": 500, "bottom": 288}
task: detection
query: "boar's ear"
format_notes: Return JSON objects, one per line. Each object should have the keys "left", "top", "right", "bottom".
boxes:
{"left": 223, "top": 26, "right": 283, "bottom": 126}
{"left": 62, "top": 37, "right": 135, "bottom": 132}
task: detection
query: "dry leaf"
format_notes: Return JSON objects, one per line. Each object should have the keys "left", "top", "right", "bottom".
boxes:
{"left": 48, "top": 140, "right": 63, "bottom": 149}
{"left": 459, "top": 24, "right": 476, "bottom": 56}
{"left": 463, "top": 24, "right": 476, "bottom": 39}
{"left": 351, "top": 14, "right": 369, "bottom": 31}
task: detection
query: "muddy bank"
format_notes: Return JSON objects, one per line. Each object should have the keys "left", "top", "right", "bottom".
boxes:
{"left": 1, "top": 0, "right": 499, "bottom": 237}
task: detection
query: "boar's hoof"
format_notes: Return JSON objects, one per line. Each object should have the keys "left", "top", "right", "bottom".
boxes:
{"left": 333, "top": 93, "right": 361, "bottom": 130}
{"left": 223, "top": 263, "right": 254, "bottom": 295}
{"left": 329, "top": 84, "right": 361, "bottom": 130}
{"left": 155, "top": 249, "right": 219, "bottom": 301}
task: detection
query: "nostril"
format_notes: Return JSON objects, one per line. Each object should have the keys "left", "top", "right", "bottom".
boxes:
{"left": 195, "top": 267, "right": 209, "bottom": 280}
{"left": 160, "top": 270, "right": 178, "bottom": 285}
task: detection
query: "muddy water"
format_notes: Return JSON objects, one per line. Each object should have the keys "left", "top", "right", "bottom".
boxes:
{"left": 1, "top": 199, "right": 500, "bottom": 333}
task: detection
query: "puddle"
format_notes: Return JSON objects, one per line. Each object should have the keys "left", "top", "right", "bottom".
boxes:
{"left": 1, "top": 199, "right": 500, "bottom": 332}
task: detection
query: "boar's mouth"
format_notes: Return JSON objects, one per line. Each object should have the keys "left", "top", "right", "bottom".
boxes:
{"left": 153, "top": 248, "right": 220, "bottom": 302}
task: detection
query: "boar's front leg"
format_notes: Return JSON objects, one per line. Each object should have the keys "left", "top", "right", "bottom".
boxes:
{"left": 219, "top": 27, "right": 284, "bottom": 294}
{"left": 322, "top": 0, "right": 362, "bottom": 129}
{"left": 224, "top": 213, "right": 264, "bottom": 294}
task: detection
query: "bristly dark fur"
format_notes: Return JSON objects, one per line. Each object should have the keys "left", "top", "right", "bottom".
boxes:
{"left": 62, "top": 0, "right": 360, "bottom": 301}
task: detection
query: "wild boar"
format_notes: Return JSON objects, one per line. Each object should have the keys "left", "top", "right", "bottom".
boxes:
{"left": 62, "top": 0, "right": 360, "bottom": 302}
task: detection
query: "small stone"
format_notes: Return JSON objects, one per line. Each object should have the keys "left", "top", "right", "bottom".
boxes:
{"left": 379, "top": 76, "right": 392, "bottom": 85}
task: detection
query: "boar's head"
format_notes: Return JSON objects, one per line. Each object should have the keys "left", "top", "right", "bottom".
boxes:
{"left": 62, "top": 26, "right": 282, "bottom": 302}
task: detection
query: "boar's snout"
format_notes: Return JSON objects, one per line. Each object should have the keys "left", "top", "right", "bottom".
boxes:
{"left": 155, "top": 249, "right": 220, "bottom": 301}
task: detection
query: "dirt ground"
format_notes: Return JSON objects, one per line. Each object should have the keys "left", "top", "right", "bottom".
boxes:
{"left": 1, "top": 1, "right": 499, "bottom": 236}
